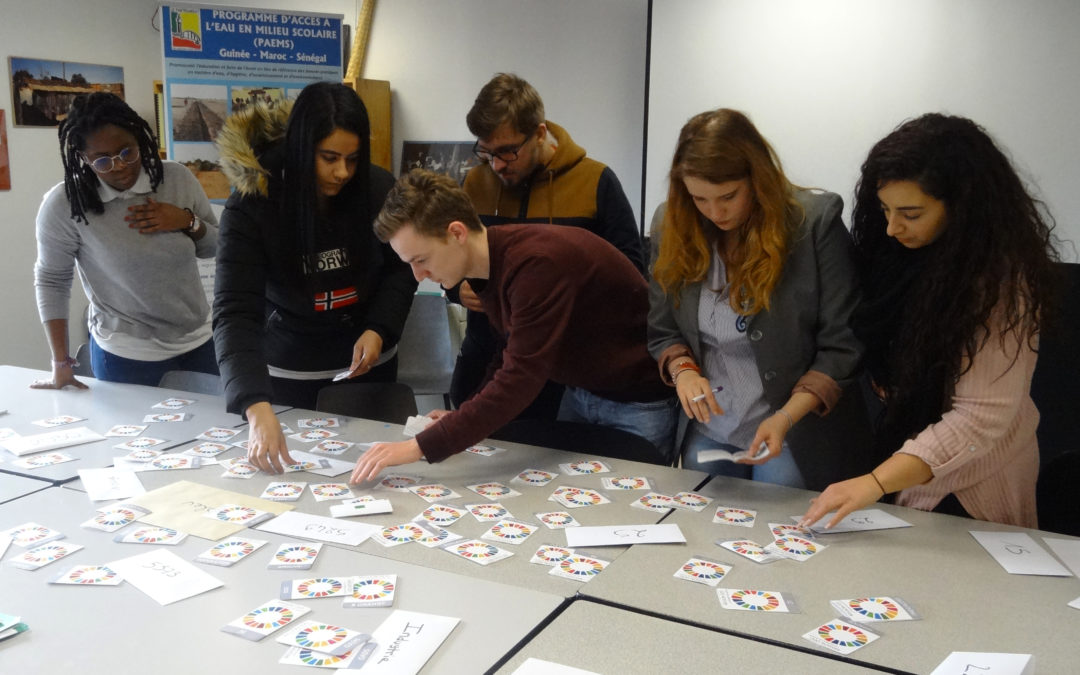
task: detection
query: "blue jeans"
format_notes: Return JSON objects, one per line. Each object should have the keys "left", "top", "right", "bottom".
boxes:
{"left": 681, "top": 422, "right": 805, "bottom": 488}
{"left": 557, "top": 386, "right": 678, "bottom": 465}
{"left": 89, "top": 336, "right": 218, "bottom": 386}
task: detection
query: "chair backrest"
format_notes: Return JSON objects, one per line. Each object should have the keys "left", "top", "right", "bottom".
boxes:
{"left": 1036, "top": 449, "right": 1080, "bottom": 536}
{"left": 158, "top": 370, "right": 224, "bottom": 396}
{"left": 1030, "top": 262, "right": 1080, "bottom": 468}
{"left": 396, "top": 293, "right": 455, "bottom": 398}
{"left": 315, "top": 381, "right": 419, "bottom": 425}
{"left": 72, "top": 343, "right": 93, "bottom": 378}
{"left": 489, "top": 419, "right": 663, "bottom": 465}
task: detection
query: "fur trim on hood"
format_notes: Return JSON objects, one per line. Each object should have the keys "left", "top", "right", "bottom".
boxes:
{"left": 216, "top": 99, "right": 293, "bottom": 197}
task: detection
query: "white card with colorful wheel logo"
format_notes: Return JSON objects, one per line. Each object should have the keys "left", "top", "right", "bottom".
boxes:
{"left": 548, "top": 554, "right": 609, "bottom": 582}
{"left": 481, "top": 518, "right": 538, "bottom": 546}
{"left": 374, "top": 473, "right": 424, "bottom": 492}
{"left": 279, "top": 643, "right": 374, "bottom": 670}
{"left": 289, "top": 429, "right": 340, "bottom": 443}
{"left": 32, "top": 414, "right": 84, "bottom": 428}
{"left": 512, "top": 468, "right": 558, "bottom": 486}
{"left": 232, "top": 440, "right": 251, "bottom": 450}
{"left": 312, "top": 439, "right": 355, "bottom": 456}
{"left": 713, "top": 506, "right": 758, "bottom": 527}
{"left": 49, "top": 564, "right": 123, "bottom": 585}
{"left": 372, "top": 523, "right": 426, "bottom": 547}
{"left": 601, "top": 476, "right": 652, "bottom": 490}
{"left": 717, "top": 588, "right": 800, "bottom": 613}
{"left": 803, "top": 618, "right": 880, "bottom": 655}
{"left": 408, "top": 483, "right": 461, "bottom": 503}
{"left": 268, "top": 543, "right": 323, "bottom": 570}
{"left": 344, "top": 575, "right": 397, "bottom": 608}
{"left": 146, "top": 454, "right": 200, "bottom": 471}
{"left": 832, "top": 596, "right": 921, "bottom": 622}
{"left": 769, "top": 522, "right": 815, "bottom": 540}
{"left": 276, "top": 619, "right": 370, "bottom": 657}
{"left": 11, "top": 452, "right": 76, "bottom": 469}
{"left": 114, "top": 437, "right": 168, "bottom": 452}
{"left": 221, "top": 599, "right": 312, "bottom": 641}
{"left": 142, "top": 413, "right": 188, "bottom": 423}
{"left": 153, "top": 397, "right": 195, "bottom": 410}
{"left": 183, "top": 442, "right": 231, "bottom": 458}
{"left": 82, "top": 502, "right": 151, "bottom": 532}
{"left": 465, "top": 444, "right": 506, "bottom": 456}
{"left": 766, "top": 535, "right": 827, "bottom": 562}
{"left": 411, "top": 520, "right": 463, "bottom": 548}
{"left": 118, "top": 448, "right": 163, "bottom": 465}
{"left": 281, "top": 576, "right": 354, "bottom": 600}
{"left": 220, "top": 458, "right": 259, "bottom": 479}
{"left": 558, "top": 460, "right": 612, "bottom": 475}
{"left": 466, "top": 481, "right": 522, "bottom": 501}
{"left": 419, "top": 503, "right": 466, "bottom": 526}
{"left": 630, "top": 492, "right": 675, "bottom": 513}
{"left": 2, "top": 522, "right": 65, "bottom": 547}
{"left": 530, "top": 544, "right": 575, "bottom": 567}
{"left": 309, "top": 483, "right": 354, "bottom": 502}
{"left": 466, "top": 502, "right": 512, "bottom": 521}
{"left": 717, "top": 539, "right": 784, "bottom": 564}
{"left": 297, "top": 417, "right": 341, "bottom": 429}
{"left": 114, "top": 526, "right": 187, "bottom": 546}
{"left": 443, "top": 539, "right": 514, "bottom": 566}
{"left": 195, "top": 536, "right": 268, "bottom": 567}
{"left": 196, "top": 427, "right": 241, "bottom": 442}
{"left": 671, "top": 491, "right": 714, "bottom": 512}
{"left": 535, "top": 511, "right": 581, "bottom": 529}
{"left": 551, "top": 487, "right": 610, "bottom": 509}
{"left": 258, "top": 482, "right": 306, "bottom": 502}
{"left": 282, "top": 458, "right": 332, "bottom": 474}
{"left": 9, "top": 541, "right": 84, "bottom": 570}
{"left": 105, "top": 424, "right": 148, "bottom": 437}
{"left": 674, "top": 557, "right": 731, "bottom": 587}
{"left": 203, "top": 503, "right": 273, "bottom": 527}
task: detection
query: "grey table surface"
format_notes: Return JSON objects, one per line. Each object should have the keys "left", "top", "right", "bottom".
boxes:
{"left": 494, "top": 599, "right": 886, "bottom": 674}
{"left": 0, "top": 365, "right": 284, "bottom": 483}
{"left": 66, "top": 406, "right": 710, "bottom": 597}
{"left": 0, "top": 486, "right": 563, "bottom": 673}
{"left": 578, "top": 474, "right": 1080, "bottom": 674}
{"left": 0, "top": 472, "right": 50, "bottom": 504}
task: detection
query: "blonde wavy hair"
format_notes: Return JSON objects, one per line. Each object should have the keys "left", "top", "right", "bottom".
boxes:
{"left": 653, "top": 109, "right": 802, "bottom": 314}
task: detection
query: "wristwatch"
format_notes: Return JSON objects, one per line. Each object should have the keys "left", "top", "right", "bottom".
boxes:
{"left": 183, "top": 207, "right": 200, "bottom": 233}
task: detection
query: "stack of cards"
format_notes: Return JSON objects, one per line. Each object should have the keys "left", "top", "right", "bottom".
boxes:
{"left": 268, "top": 543, "right": 323, "bottom": 570}
{"left": 512, "top": 469, "right": 557, "bottom": 487}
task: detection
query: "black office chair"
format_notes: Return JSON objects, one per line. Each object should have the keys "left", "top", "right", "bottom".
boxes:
{"left": 315, "top": 381, "right": 419, "bottom": 425}
{"left": 489, "top": 419, "right": 664, "bottom": 465}
{"left": 158, "top": 370, "right": 224, "bottom": 396}
{"left": 1037, "top": 450, "right": 1080, "bottom": 536}
{"left": 72, "top": 342, "right": 93, "bottom": 378}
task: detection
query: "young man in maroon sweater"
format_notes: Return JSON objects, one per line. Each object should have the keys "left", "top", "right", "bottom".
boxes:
{"left": 349, "top": 170, "right": 675, "bottom": 483}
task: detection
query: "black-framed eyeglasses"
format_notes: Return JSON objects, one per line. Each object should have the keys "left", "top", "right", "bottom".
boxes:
{"left": 472, "top": 132, "right": 535, "bottom": 163}
{"left": 82, "top": 146, "right": 140, "bottom": 173}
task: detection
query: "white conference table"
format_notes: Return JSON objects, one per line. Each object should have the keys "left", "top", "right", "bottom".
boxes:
{"left": 64, "top": 405, "right": 710, "bottom": 597}
{"left": 493, "top": 599, "right": 885, "bottom": 674}
{"left": 0, "top": 487, "right": 564, "bottom": 673}
{"left": 0, "top": 472, "right": 50, "bottom": 504}
{"left": 0, "top": 365, "right": 283, "bottom": 483}
{"left": 578, "top": 474, "right": 1080, "bottom": 673}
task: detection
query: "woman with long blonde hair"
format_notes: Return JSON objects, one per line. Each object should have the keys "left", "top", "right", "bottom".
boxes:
{"left": 648, "top": 109, "right": 871, "bottom": 488}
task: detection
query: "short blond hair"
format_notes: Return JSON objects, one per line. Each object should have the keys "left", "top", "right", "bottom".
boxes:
{"left": 374, "top": 169, "right": 483, "bottom": 242}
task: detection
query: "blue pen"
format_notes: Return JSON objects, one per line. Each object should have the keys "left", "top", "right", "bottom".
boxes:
{"left": 691, "top": 386, "right": 724, "bottom": 403}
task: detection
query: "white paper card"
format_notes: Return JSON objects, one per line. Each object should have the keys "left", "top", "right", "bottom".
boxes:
{"left": 969, "top": 531, "right": 1072, "bottom": 576}
{"left": 1042, "top": 537, "right": 1080, "bottom": 578}
{"left": 805, "top": 508, "right": 912, "bottom": 533}
{"left": 107, "top": 549, "right": 223, "bottom": 605}
{"left": 929, "top": 652, "right": 1035, "bottom": 675}
{"left": 3, "top": 426, "right": 104, "bottom": 456}
{"left": 78, "top": 468, "right": 145, "bottom": 501}
{"left": 565, "top": 523, "right": 686, "bottom": 548}
{"left": 361, "top": 610, "right": 459, "bottom": 674}
{"left": 256, "top": 510, "right": 379, "bottom": 546}
{"left": 511, "top": 659, "right": 600, "bottom": 675}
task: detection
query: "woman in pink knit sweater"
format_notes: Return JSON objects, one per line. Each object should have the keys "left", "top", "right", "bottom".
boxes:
{"left": 801, "top": 114, "right": 1058, "bottom": 529}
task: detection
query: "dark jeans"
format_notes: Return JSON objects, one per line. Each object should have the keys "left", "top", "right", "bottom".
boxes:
{"left": 89, "top": 336, "right": 217, "bottom": 386}
{"left": 270, "top": 355, "right": 398, "bottom": 410}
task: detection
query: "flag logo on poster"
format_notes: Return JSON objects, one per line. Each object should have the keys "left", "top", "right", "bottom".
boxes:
{"left": 170, "top": 10, "right": 203, "bottom": 51}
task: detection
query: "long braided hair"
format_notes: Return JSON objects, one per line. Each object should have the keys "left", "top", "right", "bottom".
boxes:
{"left": 58, "top": 92, "right": 162, "bottom": 224}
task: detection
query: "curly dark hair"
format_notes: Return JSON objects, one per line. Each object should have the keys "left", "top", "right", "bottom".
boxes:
{"left": 852, "top": 113, "right": 1058, "bottom": 449}
{"left": 58, "top": 92, "right": 163, "bottom": 224}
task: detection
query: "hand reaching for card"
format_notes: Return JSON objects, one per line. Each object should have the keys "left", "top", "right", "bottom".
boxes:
{"left": 245, "top": 402, "right": 295, "bottom": 474}
{"left": 349, "top": 439, "right": 423, "bottom": 484}
{"left": 346, "top": 330, "right": 384, "bottom": 378}
{"left": 799, "top": 474, "right": 883, "bottom": 530}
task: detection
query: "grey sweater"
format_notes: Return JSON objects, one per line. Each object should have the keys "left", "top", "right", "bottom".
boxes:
{"left": 34, "top": 161, "right": 218, "bottom": 344}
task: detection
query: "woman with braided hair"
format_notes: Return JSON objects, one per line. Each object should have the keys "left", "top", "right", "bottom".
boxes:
{"left": 32, "top": 92, "right": 218, "bottom": 388}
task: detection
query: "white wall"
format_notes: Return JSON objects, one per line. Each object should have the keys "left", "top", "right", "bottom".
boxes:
{"left": 647, "top": 0, "right": 1080, "bottom": 259}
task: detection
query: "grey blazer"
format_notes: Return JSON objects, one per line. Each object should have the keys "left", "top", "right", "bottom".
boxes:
{"left": 647, "top": 189, "right": 874, "bottom": 490}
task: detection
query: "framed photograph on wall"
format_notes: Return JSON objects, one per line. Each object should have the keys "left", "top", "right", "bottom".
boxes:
{"left": 400, "top": 141, "right": 481, "bottom": 184}
{"left": 9, "top": 56, "right": 124, "bottom": 127}
{"left": 0, "top": 110, "right": 10, "bottom": 190}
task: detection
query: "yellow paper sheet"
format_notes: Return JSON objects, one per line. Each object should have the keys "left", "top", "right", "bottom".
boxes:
{"left": 128, "top": 480, "right": 293, "bottom": 540}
